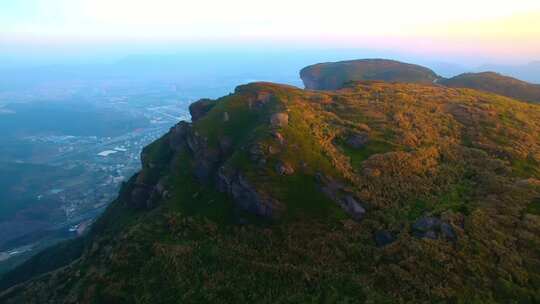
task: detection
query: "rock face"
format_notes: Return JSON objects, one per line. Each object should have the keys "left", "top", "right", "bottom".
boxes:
{"left": 374, "top": 230, "right": 396, "bottom": 247}
{"left": 169, "top": 119, "right": 285, "bottom": 219}
{"left": 275, "top": 162, "right": 294, "bottom": 176}
{"left": 127, "top": 175, "right": 170, "bottom": 210}
{"left": 317, "top": 173, "right": 367, "bottom": 221}
{"left": 300, "top": 59, "right": 440, "bottom": 90}
{"left": 217, "top": 168, "right": 282, "bottom": 218}
{"left": 270, "top": 113, "right": 289, "bottom": 128}
{"left": 412, "top": 216, "right": 457, "bottom": 240}
{"left": 189, "top": 98, "right": 216, "bottom": 121}
{"left": 272, "top": 131, "right": 285, "bottom": 145}
{"left": 346, "top": 132, "right": 369, "bottom": 149}
{"left": 342, "top": 196, "right": 366, "bottom": 221}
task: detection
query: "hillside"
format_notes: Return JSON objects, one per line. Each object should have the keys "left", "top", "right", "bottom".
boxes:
{"left": 1, "top": 81, "right": 540, "bottom": 303}
{"left": 440, "top": 72, "right": 540, "bottom": 103}
{"left": 300, "top": 59, "right": 441, "bottom": 90}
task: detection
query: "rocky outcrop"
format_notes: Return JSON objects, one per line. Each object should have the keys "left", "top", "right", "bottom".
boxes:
{"left": 300, "top": 59, "right": 440, "bottom": 90}
{"left": 346, "top": 132, "right": 369, "bottom": 149}
{"left": 374, "top": 230, "right": 396, "bottom": 247}
{"left": 272, "top": 131, "right": 285, "bottom": 145}
{"left": 217, "top": 168, "right": 282, "bottom": 218}
{"left": 127, "top": 177, "right": 170, "bottom": 210}
{"left": 189, "top": 98, "right": 216, "bottom": 122}
{"left": 270, "top": 113, "right": 289, "bottom": 128}
{"left": 169, "top": 121, "right": 191, "bottom": 151}
{"left": 169, "top": 120, "right": 283, "bottom": 219}
{"left": 412, "top": 216, "right": 457, "bottom": 240}
{"left": 316, "top": 173, "right": 366, "bottom": 221}
{"left": 275, "top": 162, "right": 294, "bottom": 176}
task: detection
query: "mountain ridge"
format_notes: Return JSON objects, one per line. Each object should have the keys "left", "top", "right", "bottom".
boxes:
{"left": 300, "top": 59, "right": 441, "bottom": 90}
{"left": 300, "top": 59, "right": 540, "bottom": 104}
{"left": 1, "top": 66, "right": 540, "bottom": 303}
{"left": 440, "top": 71, "right": 540, "bottom": 103}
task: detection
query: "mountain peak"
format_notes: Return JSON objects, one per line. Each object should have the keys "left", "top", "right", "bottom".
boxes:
{"left": 2, "top": 63, "right": 540, "bottom": 303}
{"left": 300, "top": 58, "right": 441, "bottom": 90}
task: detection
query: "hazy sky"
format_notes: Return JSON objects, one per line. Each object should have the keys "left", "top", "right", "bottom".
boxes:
{"left": 1, "top": 0, "right": 539, "bottom": 65}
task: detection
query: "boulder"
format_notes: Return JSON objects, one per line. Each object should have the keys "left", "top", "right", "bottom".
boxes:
{"left": 128, "top": 185, "right": 159, "bottom": 209}
{"left": 374, "top": 230, "right": 395, "bottom": 247}
{"left": 346, "top": 132, "right": 369, "bottom": 149}
{"left": 270, "top": 113, "right": 289, "bottom": 128}
{"left": 218, "top": 168, "right": 282, "bottom": 219}
{"left": 189, "top": 98, "right": 215, "bottom": 122}
{"left": 412, "top": 216, "right": 457, "bottom": 241}
{"left": 272, "top": 131, "right": 285, "bottom": 145}
{"left": 440, "top": 223, "right": 457, "bottom": 240}
{"left": 343, "top": 195, "right": 366, "bottom": 221}
{"left": 168, "top": 121, "right": 191, "bottom": 151}
{"left": 412, "top": 217, "right": 441, "bottom": 232}
{"left": 275, "top": 162, "right": 294, "bottom": 176}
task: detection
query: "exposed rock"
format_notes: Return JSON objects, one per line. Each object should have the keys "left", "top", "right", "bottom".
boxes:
{"left": 249, "top": 143, "right": 267, "bottom": 164}
{"left": 412, "top": 216, "right": 457, "bottom": 241}
{"left": 374, "top": 230, "right": 396, "bottom": 247}
{"left": 223, "top": 111, "right": 230, "bottom": 122}
{"left": 184, "top": 130, "right": 222, "bottom": 183}
{"left": 275, "top": 162, "right": 294, "bottom": 175}
{"left": 246, "top": 91, "right": 273, "bottom": 109}
{"left": 217, "top": 168, "right": 282, "bottom": 218}
{"left": 357, "top": 123, "right": 371, "bottom": 133}
{"left": 343, "top": 195, "right": 366, "bottom": 221}
{"left": 424, "top": 230, "right": 438, "bottom": 240}
{"left": 412, "top": 217, "right": 441, "bottom": 232}
{"left": 169, "top": 121, "right": 191, "bottom": 151}
{"left": 129, "top": 186, "right": 152, "bottom": 209}
{"left": 317, "top": 173, "right": 367, "bottom": 221}
{"left": 189, "top": 98, "right": 215, "bottom": 122}
{"left": 257, "top": 92, "right": 272, "bottom": 104}
{"left": 346, "top": 132, "right": 369, "bottom": 149}
{"left": 268, "top": 145, "right": 280, "bottom": 155}
{"left": 219, "top": 136, "right": 233, "bottom": 155}
{"left": 272, "top": 131, "right": 285, "bottom": 145}
{"left": 440, "top": 223, "right": 457, "bottom": 240}
{"left": 128, "top": 183, "right": 162, "bottom": 210}
{"left": 270, "top": 113, "right": 289, "bottom": 128}
{"left": 300, "top": 59, "right": 440, "bottom": 90}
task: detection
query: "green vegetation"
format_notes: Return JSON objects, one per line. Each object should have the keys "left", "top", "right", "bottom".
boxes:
{"left": 441, "top": 72, "right": 540, "bottom": 104}
{"left": 526, "top": 197, "right": 540, "bottom": 215}
{"left": 2, "top": 80, "right": 540, "bottom": 303}
{"left": 300, "top": 59, "right": 441, "bottom": 90}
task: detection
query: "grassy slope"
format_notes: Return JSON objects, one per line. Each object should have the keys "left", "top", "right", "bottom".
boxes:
{"left": 2, "top": 82, "right": 540, "bottom": 303}
{"left": 300, "top": 59, "right": 440, "bottom": 90}
{"left": 441, "top": 72, "right": 540, "bottom": 104}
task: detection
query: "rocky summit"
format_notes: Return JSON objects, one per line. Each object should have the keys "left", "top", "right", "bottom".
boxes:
{"left": 1, "top": 65, "right": 540, "bottom": 303}
{"left": 300, "top": 59, "right": 441, "bottom": 90}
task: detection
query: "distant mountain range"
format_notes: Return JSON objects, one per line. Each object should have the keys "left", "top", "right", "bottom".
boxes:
{"left": 300, "top": 58, "right": 540, "bottom": 103}
{"left": 478, "top": 61, "right": 540, "bottom": 83}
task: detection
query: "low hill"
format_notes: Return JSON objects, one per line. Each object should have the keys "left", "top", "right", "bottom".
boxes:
{"left": 300, "top": 59, "right": 441, "bottom": 90}
{"left": 440, "top": 72, "right": 540, "bottom": 103}
{"left": 1, "top": 81, "right": 540, "bottom": 303}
